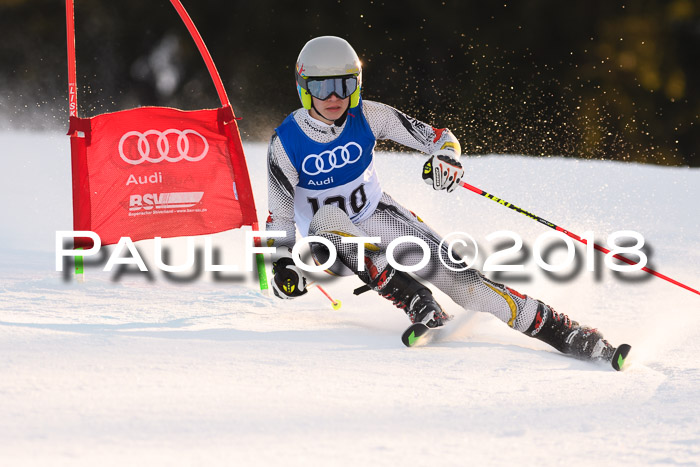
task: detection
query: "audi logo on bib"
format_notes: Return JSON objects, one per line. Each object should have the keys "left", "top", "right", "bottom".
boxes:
{"left": 118, "top": 129, "right": 209, "bottom": 165}
{"left": 302, "top": 142, "right": 363, "bottom": 175}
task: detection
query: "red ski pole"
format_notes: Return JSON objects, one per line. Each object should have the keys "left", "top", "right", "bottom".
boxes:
{"left": 308, "top": 282, "right": 342, "bottom": 310}
{"left": 459, "top": 181, "right": 700, "bottom": 297}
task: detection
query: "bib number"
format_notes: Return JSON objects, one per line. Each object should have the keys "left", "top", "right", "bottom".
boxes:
{"left": 308, "top": 184, "right": 368, "bottom": 217}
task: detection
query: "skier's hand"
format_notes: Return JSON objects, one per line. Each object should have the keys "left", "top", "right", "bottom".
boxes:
{"left": 422, "top": 154, "right": 464, "bottom": 193}
{"left": 272, "top": 257, "right": 308, "bottom": 299}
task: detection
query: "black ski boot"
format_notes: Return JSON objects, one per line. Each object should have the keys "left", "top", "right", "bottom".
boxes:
{"left": 526, "top": 302, "right": 616, "bottom": 362}
{"left": 357, "top": 266, "right": 450, "bottom": 328}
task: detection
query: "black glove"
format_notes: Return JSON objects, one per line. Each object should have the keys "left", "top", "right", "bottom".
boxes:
{"left": 422, "top": 154, "right": 464, "bottom": 193}
{"left": 272, "top": 257, "right": 308, "bottom": 299}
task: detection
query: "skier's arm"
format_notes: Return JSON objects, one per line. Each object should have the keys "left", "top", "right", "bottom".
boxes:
{"left": 266, "top": 134, "right": 310, "bottom": 299}
{"left": 267, "top": 134, "right": 299, "bottom": 254}
{"left": 362, "top": 100, "right": 461, "bottom": 159}
{"left": 363, "top": 100, "right": 464, "bottom": 192}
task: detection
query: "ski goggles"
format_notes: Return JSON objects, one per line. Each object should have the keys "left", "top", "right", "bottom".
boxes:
{"left": 303, "top": 76, "right": 359, "bottom": 100}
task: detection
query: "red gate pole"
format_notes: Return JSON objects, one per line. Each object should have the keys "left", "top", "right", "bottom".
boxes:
{"left": 65, "top": 0, "right": 85, "bottom": 282}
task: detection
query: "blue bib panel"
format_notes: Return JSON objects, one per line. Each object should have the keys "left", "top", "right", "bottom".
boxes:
{"left": 275, "top": 100, "right": 383, "bottom": 236}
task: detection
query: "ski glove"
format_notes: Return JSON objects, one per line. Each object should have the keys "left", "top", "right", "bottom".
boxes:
{"left": 422, "top": 154, "right": 464, "bottom": 193}
{"left": 272, "top": 256, "right": 308, "bottom": 299}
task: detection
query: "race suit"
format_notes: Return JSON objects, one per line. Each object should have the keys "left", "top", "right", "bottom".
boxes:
{"left": 266, "top": 99, "right": 539, "bottom": 332}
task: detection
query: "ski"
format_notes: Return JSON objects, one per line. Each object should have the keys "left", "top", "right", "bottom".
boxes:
{"left": 401, "top": 322, "right": 432, "bottom": 347}
{"left": 401, "top": 318, "right": 632, "bottom": 371}
{"left": 611, "top": 343, "right": 632, "bottom": 371}
{"left": 402, "top": 323, "right": 633, "bottom": 373}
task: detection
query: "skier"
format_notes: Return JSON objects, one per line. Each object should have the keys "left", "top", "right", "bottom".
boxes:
{"left": 266, "top": 36, "right": 621, "bottom": 364}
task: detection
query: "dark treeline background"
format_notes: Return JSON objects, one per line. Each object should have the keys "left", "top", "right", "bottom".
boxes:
{"left": 1, "top": 0, "right": 698, "bottom": 166}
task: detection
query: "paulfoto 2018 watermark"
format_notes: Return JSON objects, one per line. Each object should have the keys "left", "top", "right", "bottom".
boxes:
{"left": 55, "top": 229, "right": 649, "bottom": 275}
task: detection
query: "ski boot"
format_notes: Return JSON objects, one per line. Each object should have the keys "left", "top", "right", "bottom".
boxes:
{"left": 356, "top": 266, "right": 450, "bottom": 328}
{"left": 526, "top": 302, "right": 616, "bottom": 362}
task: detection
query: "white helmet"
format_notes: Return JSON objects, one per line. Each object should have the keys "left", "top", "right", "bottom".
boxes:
{"left": 295, "top": 36, "right": 362, "bottom": 110}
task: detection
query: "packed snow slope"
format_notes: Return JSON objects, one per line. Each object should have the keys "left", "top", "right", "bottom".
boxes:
{"left": 1, "top": 131, "right": 699, "bottom": 467}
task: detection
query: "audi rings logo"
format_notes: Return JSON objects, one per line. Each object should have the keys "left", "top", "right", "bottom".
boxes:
{"left": 118, "top": 129, "right": 209, "bottom": 165}
{"left": 301, "top": 142, "right": 363, "bottom": 176}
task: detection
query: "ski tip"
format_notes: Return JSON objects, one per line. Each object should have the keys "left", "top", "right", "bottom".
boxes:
{"left": 401, "top": 323, "right": 430, "bottom": 347}
{"left": 611, "top": 343, "right": 632, "bottom": 371}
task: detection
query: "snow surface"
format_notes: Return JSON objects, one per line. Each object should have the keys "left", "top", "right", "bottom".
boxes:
{"left": 1, "top": 131, "right": 699, "bottom": 466}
